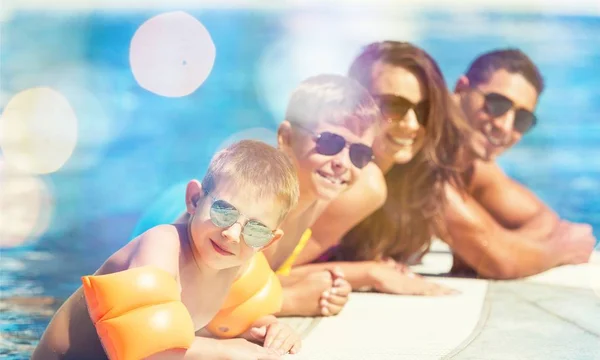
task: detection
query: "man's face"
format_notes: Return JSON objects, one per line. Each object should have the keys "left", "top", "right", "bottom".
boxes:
{"left": 458, "top": 69, "right": 539, "bottom": 161}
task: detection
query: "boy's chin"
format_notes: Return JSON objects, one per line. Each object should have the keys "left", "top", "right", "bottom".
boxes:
{"left": 198, "top": 250, "right": 241, "bottom": 270}
{"left": 312, "top": 177, "right": 349, "bottom": 201}
{"left": 314, "top": 186, "right": 344, "bottom": 202}
{"left": 202, "top": 258, "right": 243, "bottom": 271}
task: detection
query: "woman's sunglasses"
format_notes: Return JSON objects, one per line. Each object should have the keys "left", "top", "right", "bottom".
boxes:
{"left": 373, "top": 94, "right": 429, "bottom": 126}
{"left": 205, "top": 192, "right": 275, "bottom": 248}
{"left": 293, "top": 123, "right": 374, "bottom": 169}
{"left": 472, "top": 88, "right": 537, "bottom": 134}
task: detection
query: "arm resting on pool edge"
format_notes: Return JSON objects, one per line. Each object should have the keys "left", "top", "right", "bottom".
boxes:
{"left": 442, "top": 180, "right": 587, "bottom": 279}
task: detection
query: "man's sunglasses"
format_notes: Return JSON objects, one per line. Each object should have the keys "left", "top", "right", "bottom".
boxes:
{"left": 472, "top": 88, "right": 537, "bottom": 134}
{"left": 293, "top": 123, "right": 374, "bottom": 169}
{"left": 206, "top": 192, "right": 275, "bottom": 248}
{"left": 373, "top": 94, "right": 429, "bottom": 126}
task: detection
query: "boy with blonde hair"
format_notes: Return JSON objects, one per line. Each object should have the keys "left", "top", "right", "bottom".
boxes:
{"left": 268, "top": 74, "right": 382, "bottom": 316}
{"left": 33, "top": 140, "right": 302, "bottom": 360}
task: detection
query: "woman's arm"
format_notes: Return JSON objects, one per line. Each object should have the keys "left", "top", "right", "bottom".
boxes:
{"left": 289, "top": 261, "right": 375, "bottom": 289}
{"left": 290, "top": 261, "right": 456, "bottom": 295}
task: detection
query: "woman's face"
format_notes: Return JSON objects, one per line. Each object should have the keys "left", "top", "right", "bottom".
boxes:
{"left": 369, "top": 62, "right": 427, "bottom": 165}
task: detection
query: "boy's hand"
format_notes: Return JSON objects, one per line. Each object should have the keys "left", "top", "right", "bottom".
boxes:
{"left": 250, "top": 322, "right": 302, "bottom": 355}
{"left": 279, "top": 270, "right": 332, "bottom": 316}
{"left": 220, "top": 338, "right": 283, "bottom": 360}
{"left": 320, "top": 267, "right": 351, "bottom": 316}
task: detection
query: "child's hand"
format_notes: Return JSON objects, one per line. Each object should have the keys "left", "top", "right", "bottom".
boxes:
{"left": 280, "top": 270, "right": 333, "bottom": 317}
{"left": 320, "top": 267, "right": 351, "bottom": 316}
{"left": 220, "top": 338, "right": 283, "bottom": 360}
{"left": 250, "top": 322, "right": 302, "bottom": 355}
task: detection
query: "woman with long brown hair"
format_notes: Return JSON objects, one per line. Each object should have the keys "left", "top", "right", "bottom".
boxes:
{"left": 287, "top": 41, "right": 471, "bottom": 297}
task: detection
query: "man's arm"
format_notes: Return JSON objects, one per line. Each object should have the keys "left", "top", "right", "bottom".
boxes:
{"left": 444, "top": 183, "right": 562, "bottom": 279}
{"left": 469, "top": 161, "right": 558, "bottom": 232}
{"left": 448, "top": 160, "right": 596, "bottom": 279}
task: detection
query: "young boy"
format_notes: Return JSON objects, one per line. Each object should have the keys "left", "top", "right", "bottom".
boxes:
{"left": 268, "top": 74, "right": 382, "bottom": 316}
{"left": 32, "top": 140, "right": 302, "bottom": 360}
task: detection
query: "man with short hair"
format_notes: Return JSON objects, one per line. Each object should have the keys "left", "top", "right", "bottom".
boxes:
{"left": 445, "top": 48, "right": 596, "bottom": 279}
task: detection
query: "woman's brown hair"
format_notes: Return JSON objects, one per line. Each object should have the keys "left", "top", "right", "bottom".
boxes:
{"left": 338, "top": 41, "right": 471, "bottom": 263}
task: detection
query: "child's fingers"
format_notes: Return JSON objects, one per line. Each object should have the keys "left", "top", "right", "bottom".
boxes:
{"left": 269, "top": 329, "right": 291, "bottom": 354}
{"left": 279, "top": 333, "right": 300, "bottom": 355}
{"left": 320, "top": 299, "right": 331, "bottom": 316}
{"left": 264, "top": 325, "right": 283, "bottom": 348}
{"left": 325, "top": 302, "right": 344, "bottom": 316}
{"left": 290, "top": 341, "right": 302, "bottom": 354}
{"left": 250, "top": 326, "right": 267, "bottom": 341}
{"left": 434, "top": 284, "right": 460, "bottom": 296}
{"left": 324, "top": 284, "right": 350, "bottom": 307}
{"left": 319, "top": 293, "right": 347, "bottom": 315}
{"left": 325, "top": 293, "right": 349, "bottom": 307}
{"left": 331, "top": 278, "right": 351, "bottom": 296}
{"left": 324, "top": 284, "right": 349, "bottom": 303}
{"left": 253, "top": 343, "right": 282, "bottom": 359}
{"left": 331, "top": 266, "right": 345, "bottom": 278}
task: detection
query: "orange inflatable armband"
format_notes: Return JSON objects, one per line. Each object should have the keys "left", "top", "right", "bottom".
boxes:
{"left": 82, "top": 266, "right": 195, "bottom": 360}
{"left": 206, "top": 252, "right": 283, "bottom": 338}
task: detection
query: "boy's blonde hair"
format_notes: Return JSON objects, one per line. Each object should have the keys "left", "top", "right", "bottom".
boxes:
{"left": 202, "top": 140, "right": 299, "bottom": 223}
{"left": 285, "top": 74, "right": 382, "bottom": 135}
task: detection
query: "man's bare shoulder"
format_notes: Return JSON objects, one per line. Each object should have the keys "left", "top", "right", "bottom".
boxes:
{"left": 469, "top": 160, "right": 509, "bottom": 194}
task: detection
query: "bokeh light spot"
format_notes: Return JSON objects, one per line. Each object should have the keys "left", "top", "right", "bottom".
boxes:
{"left": 129, "top": 11, "right": 216, "bottom": 98}
{"left": 216, "top": 127, "right": 278, "bottom": 152}
{"left": 0, "top": 159, "right": 54, "bottom": 248}
{"left": 0, "top": 87, "right": 78, "bottom": 175}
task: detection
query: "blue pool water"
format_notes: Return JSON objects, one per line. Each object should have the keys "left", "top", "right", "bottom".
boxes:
{"left": 1, "top": 8, "right": 599, "bottom": 359}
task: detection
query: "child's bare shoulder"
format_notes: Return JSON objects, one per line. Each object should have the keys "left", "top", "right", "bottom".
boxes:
{"left": 129, "top": 224, "right": 185, "bottom": 276}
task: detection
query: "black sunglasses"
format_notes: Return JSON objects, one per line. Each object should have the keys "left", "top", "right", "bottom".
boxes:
{"left": 205, "top": 192, "right": 275, "bottom": 248}
{"left": 472, "top": 89, "right": 537, "bottom": 134}
{"left": 372, "top": 94, "right": 429, "bottom": 126}
{"left": 292, "top": 123, "right": 374, "bottom": 169}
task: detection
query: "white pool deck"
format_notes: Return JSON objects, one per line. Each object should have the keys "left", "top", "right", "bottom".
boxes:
{"left": 282, "top": 242, "right": 600, "bottom": 360}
